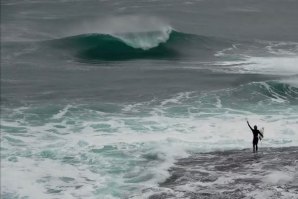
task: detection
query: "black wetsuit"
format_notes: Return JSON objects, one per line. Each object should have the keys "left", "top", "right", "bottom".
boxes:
{"left": 247, "top": 122, "right": 263, "bottom": 152}
{"left": 252, "top": 129, "right": 260, "bottom": 145}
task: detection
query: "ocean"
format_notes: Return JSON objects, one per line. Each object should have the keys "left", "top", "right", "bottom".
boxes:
{"left": 1, "top": 0, "right": 298, "bottom": 198}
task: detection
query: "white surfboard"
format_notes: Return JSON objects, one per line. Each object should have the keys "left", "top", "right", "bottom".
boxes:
{"left": 259, "top": 127, "right": 264, "bottom": 140}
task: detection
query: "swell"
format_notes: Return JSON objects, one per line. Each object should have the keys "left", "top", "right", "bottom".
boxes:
{"left": 48, "top": 30, "right": 231, "bottom": 61}
{"left": 224, "top": 80, "right": 298, "bottom": 106}
{"left": 256, "top": 81, "right": 298, "bottom": 104}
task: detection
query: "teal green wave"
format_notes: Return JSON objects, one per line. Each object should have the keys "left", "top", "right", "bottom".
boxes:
{"left": 49, "top": 30, "right": 230, "bottom": 61}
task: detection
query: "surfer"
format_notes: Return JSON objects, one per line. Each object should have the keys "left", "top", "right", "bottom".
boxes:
{"left": 247, "top": 121, "right": 263, "bottom": 153}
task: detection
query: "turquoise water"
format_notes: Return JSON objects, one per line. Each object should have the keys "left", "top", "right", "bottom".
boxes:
{"left": 2, "top": 81, "right": 298, "bottom": 198}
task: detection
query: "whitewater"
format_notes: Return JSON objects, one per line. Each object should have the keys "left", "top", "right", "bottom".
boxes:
{"left": 1, "top": 0, "right": 298, "bottom": 199}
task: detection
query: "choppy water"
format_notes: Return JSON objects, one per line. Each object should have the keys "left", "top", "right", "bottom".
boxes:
{"left": 1, "top": 0, "right": 298, "bottom": 198}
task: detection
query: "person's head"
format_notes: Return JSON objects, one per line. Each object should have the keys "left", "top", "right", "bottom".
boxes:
{"left": 254, "top": 125, "right": 257, "bottom": 130}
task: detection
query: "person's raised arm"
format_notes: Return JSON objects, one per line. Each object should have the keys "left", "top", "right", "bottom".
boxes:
{"left": 247, "top": 121, "right": 253, "bottom": 131}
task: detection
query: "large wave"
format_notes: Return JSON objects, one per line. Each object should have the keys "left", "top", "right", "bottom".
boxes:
{"left": 48, "top": 29, "right": 231, "bottom": 61}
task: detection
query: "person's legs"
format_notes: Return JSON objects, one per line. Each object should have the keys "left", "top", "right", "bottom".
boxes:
{"left": 253, "top": 138, "right": 258, "bottom": 153}
{"left": 253, "top": 139, "right": 256, "bottom": 153}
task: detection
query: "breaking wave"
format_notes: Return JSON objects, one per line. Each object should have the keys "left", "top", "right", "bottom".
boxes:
{"left": 48, "top": 28, "right": 231, "bottom": 61}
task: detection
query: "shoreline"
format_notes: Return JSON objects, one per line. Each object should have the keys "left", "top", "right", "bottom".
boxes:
{"left": 150, "top": 146, "right": 298, "bottom": 199}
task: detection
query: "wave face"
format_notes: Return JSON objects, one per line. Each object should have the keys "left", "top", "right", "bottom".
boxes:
{"left": 49, "top": 29, "right": 230, "bottom": 61}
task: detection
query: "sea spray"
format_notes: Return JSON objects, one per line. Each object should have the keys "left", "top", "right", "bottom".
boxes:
{"left": 113, "top": 26, "right": 173, "bottom": 50}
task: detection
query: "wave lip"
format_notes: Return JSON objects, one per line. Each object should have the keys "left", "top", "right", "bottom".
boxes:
{"left": 113, "top": 26, "right": 173, "bottom": 50}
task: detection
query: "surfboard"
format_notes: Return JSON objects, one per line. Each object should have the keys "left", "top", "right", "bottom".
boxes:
{"left": 259, "top": 127, "right": 264, "bottom": 140}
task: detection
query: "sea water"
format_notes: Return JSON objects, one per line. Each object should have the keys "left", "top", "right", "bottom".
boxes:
{"left": 1, "top": 0, "right": 298, "bottom": 198}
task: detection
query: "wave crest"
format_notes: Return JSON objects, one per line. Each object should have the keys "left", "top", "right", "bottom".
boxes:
{"left": 114, "top": 26, "right": 173, "bottom": 50}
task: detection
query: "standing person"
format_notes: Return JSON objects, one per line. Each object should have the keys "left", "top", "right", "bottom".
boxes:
{"left": 247, "top": 121, "right": 263, "bottom": 153}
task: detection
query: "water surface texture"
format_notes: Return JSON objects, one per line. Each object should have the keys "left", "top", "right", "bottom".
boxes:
{"left": 1, "top": 0, "right": 298, "bottom": 198}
